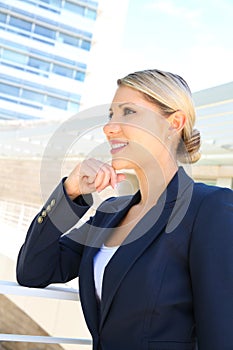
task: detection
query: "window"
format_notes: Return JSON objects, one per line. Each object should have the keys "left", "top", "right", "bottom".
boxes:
{"left": 0, "top": 83, "right": 20, "bottom": 97}
{"left": 86, "top": 8, "right": 97, "bottom": 20}
{"left": 58, "top": 32, "right": 79, "bottom": 46}
{"left": 46, "top": 96, "right": 67, "bottom": 110}
{"left": 9, "top": 16, "right": 32, "bottom": 31}
{"left": 52, "top": 64, "right": 73, "bottom": 78}
{"left": 70, "top": 93, "right": 81, "bottom": 101}
{"left": 68, "top": 101, "right": 79, "bottom": 112}
{"left": 64, "top": 1, "right": 85, "bottom": 15}
{"left": 2, "top": 49, "right": 28, "bottom": 65}
{"left": 0, "top": 13, "right": 7, "bottom": 23}
{"left": 28, "top": 57, "right": 50, "bottom": 71}
{"left": 21, "top": 89, "right": 44, "bottom": 103}
{"left": 0, "top": 39, "right": 28, "bottom": 52}
{"left": 40, "top": 0, "right": 62, "bottom": 6}
{"left": 23, "top": 0, "right": 37, "bottom": 5}
{"left": 76, "top": 62, "right": 87, "bottom": 69}
{"left": 81, "top": 40, "right": 91, "bottom": 51}
{"left": 75, "top": 71, "right": 85, "bottom": 82}
{"left": 54, "top": 55, "right": 75, "bottom": 66}
{"left": 34, "top": 24, "right": 56, "bottom": 39}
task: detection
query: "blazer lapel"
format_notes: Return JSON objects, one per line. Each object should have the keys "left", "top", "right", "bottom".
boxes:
{"left": 78, "top": 246, "right": 100, "bottom": 334}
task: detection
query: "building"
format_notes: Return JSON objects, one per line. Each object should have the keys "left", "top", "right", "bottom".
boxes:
{"left": 0, "top": 0, "right": 99, "bottom": 121}
{"left": 192, "top": 81, "right": 233, "bottom": 189}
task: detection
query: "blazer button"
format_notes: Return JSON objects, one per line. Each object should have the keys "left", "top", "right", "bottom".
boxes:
{"left": 42, "top": 210, "right": 47, "bottom": 217}
{"left": 46, "top": 205, "right": 51, "bottom": 212}
{"left": 37, "top": 216, "right": 43, "bottom": 224}
{"left": 51, "top": 199, "right": 56, "bottom": 207}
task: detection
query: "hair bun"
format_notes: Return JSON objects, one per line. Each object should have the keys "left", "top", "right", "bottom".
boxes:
{"left": 178, "top": 129, "right": 201, "bottom": 164}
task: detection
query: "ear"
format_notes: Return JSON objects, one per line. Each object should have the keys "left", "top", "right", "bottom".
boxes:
{"left": 167, "top": 110, "right": 186, "bottom": 134}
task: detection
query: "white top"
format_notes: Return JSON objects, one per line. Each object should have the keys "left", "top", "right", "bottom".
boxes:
{"left": 93, "top": 244, "right": 119, "bottom": 300}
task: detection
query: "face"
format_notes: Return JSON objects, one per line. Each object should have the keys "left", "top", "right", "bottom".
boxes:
{"left": 103, "top": 85, "right": 174, "bottom": 172}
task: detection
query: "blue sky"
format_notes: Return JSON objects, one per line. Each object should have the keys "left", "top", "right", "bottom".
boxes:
{"left": 120, "top": 0, "right": 233, "bottom": 92}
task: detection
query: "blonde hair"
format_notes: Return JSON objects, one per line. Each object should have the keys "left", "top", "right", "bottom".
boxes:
{"left": 117, "top": 69, "right": 201, "bottom": 163}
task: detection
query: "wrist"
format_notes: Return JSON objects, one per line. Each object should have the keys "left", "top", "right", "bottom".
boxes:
{"left": 63, "top": 179, "right": 81, "bottom": 200}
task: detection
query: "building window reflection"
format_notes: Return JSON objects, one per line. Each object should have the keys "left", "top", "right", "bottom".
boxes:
{"left": 34, "top": 24, "right": 56, "bottom": 39}
{"left": 0, "top": 13, "right": 7, "bottom": 23}
{"left": 28, "top": 57, "right": 51, "bottom": 71}
{"left": 2, "top": 49, "right": 28, "bottom": 65}
{"left": 52, "top": 64, "right": 74, "bottom": 78}
{"left": 9, "top": 16, "right": 32, "bottom": 31}
{"left": 58, "top": 32, "right": 80, "bottom": 46}
{"left": 86, "top": 8, "right": 97, "bottom": 19}
{"left": 0, "top": 83, "right": 20, "bottom": 97}
{"left": 81, "top": 40, "right": 91, "bottom": 50}
{"left": 64, "top": 1, "right": 85, "bottom": 15}
{"left": 68, "top": 101, "right": 80, "bottom": 112}
{"left": 75, "top": 71, "right": 85, "bottom": 82}
{"left": 21, "top": 89, "right": 44, "bottom": 103}
{"left": 41, "top": 0, "right": 62, "bottom": 6}
{"left": 46, "top": 95, "right": 67, "bottom": 109}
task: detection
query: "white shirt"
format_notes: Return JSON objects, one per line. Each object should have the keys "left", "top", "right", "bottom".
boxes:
{"left": 93, "top": 244, "right": 119, "bottom": 300}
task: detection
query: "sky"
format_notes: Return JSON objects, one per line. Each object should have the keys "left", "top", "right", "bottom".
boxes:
{"left": 119, "top": 0, "right": 233, "bottom": 93}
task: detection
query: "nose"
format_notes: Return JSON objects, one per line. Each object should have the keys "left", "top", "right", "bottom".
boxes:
{"left": 103, "top": 120, "right": 121, "bottom": 136}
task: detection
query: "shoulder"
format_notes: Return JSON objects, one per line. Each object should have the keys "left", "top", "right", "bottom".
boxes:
{"left": 190, "top": 183, "right": 233, "bottom": 246}
{"left": 192, "top": 181, "right": 233, "bottom": 211}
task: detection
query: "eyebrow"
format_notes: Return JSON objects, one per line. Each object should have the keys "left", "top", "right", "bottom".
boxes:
{"left": 109, "top": 102, "right": 137, "bottom": 111}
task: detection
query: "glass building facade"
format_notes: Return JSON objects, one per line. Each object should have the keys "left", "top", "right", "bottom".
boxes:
{"left": 193, "top": 81, "right": 233, "bottom": 165}
{"left": 0, "top": 0, "right": 98, "bottom": 120}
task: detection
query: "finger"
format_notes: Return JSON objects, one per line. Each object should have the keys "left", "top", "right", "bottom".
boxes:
{"left": 95, "top": 166, "right": 112, "bottom": 192}
{"left": 91, "top": 161, "right": 117, "bottom": 190}
{"left": 108, "top": 166, "right": 118, "bottom": 189}
{"left": 94, "top": 168, "right": 105, "bottom": 189}
{"left": 100, "top": 164, "right": 119, "bottom": 190}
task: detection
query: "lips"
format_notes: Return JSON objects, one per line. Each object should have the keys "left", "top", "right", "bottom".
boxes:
{"left": 110, "top": 140, "right": 128, "bottom": 154}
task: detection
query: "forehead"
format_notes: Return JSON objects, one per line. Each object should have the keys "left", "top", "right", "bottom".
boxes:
{"left": 112, "top": 85, "right": 146, "bottom": 104}
{"left": 111, "top": 85, "right": 159, "bottom": 111}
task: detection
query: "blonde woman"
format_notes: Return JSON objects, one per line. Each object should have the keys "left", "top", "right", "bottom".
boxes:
{"left": 17, "top": 69, "right": 233, "bottom": 350}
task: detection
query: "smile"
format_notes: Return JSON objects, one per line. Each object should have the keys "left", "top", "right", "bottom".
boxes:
{"left": 110, "top": 142, "right": 128, "bottom": 154}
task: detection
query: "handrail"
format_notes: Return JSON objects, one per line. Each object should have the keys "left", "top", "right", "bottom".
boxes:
{"left": 0, "top": 280, "right": 79, "bottom": 301}
{"left": 0, "top": 334, "right": 92, "bottom": 345}
{"left": 0, "top": 280, "right": 92, "bottom": 346}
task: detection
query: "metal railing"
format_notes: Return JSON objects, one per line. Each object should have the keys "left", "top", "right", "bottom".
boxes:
{"left": 0, "top": 200, "right": 39, "bottom": 232}
{"left": 0, "top": 280, "right": 92, "bottom": 346}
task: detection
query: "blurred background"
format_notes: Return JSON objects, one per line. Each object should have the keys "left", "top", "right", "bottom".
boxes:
{"left": 0, "top": 0, "right": 232, "bottom": 349}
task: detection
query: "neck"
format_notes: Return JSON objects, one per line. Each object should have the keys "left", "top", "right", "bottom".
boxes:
{"left": 135, "top": 160, "right": 178, "bottom": 208}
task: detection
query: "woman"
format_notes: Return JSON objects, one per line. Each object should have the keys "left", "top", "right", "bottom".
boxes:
{"left": 17, "top": 69, "right": 233, "bottom": 350}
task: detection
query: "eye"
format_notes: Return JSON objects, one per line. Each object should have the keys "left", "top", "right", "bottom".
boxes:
{"left": 123, "top": 107, "right": 136, "bottom": 116}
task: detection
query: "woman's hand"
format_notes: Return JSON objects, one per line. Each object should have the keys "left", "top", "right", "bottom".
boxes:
{"left": 64, "top": 158, "right": 126, "bottom": 200}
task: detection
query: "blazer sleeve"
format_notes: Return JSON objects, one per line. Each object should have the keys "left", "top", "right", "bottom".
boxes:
{"left": 189, "top": 187, "right": 233, "bottom": 350}
{"left": 16, "top": 179, "right": 93, "bottom": 288}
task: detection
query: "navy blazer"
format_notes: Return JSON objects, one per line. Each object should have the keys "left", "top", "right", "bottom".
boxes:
{"left": 17, "top": 168, "right": 233, "bottom": 350}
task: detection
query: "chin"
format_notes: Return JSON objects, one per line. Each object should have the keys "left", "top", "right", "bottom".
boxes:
{"left": 111, "top": 157, "right": 135, "bottom": 171}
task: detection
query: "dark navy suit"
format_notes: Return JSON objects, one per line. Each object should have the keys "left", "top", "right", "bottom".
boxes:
{"left": 17, "top": 168, "right": 233, "bottom": 350}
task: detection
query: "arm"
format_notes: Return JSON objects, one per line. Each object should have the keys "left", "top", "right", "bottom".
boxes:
{"left": 17, "top": 158, "right": 125, "bottom": 288}
{"left": 189, "top": 187, "right": 233, "bottom": 350}
{"left": 16, "top": 180, "right": 93, "bottom": 287}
